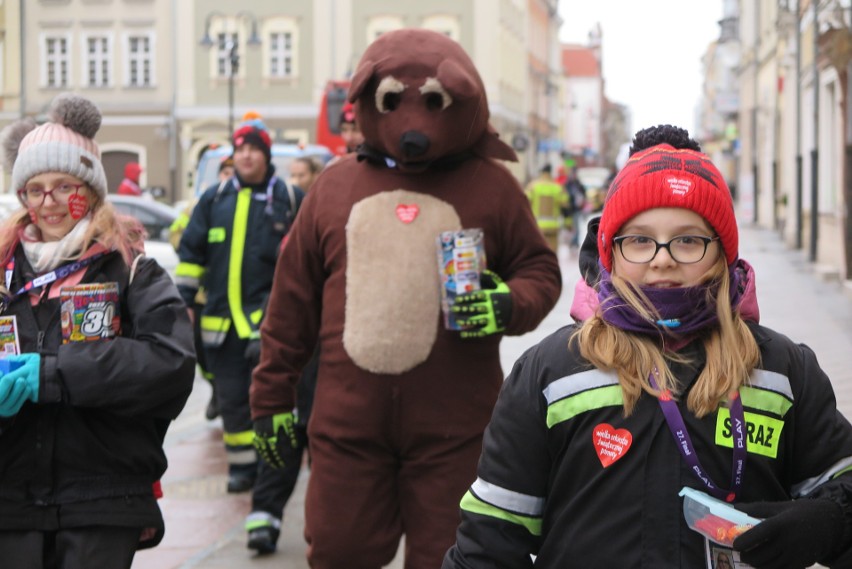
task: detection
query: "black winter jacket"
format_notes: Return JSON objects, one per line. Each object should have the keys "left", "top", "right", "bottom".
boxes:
{"left": 0, "top": 247, "right": 195, "bottom": 549}
{"left": 175, "top": 168, "right": 303, "bottom": 343}
{"left": 444, "top": 323, "right": 852, "bottom": 568}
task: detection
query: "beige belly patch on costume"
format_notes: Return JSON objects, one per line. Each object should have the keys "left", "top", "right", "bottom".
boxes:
{"left": 344, "top": 189, "right": 461, "bottom": 374}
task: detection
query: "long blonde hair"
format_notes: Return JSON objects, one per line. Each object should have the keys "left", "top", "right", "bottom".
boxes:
{"left": 573, "top": 257, "right": 760, "bottom": 417}
{"left": 0, "top": 189, "right": 145, "bottom": 290}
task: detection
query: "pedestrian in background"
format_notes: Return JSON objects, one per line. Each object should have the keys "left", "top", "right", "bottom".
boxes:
{"left": 524, "top": 164, "right": 566, "bottom": 252}
{"left": 338, "top": 101, "right": 364, "bottom": 154}
{"left": 117, "top": 161, "right": 143, "bottom": 196}
{"left": 0, "top": 93, "right": 195, "bottom": 568}
{"left": 444, "top": 128, "right": 852, "bottom": 568}
{"left": 175, "top": 115, "right": 304, "bottom": 555}
{"left": 561, "top": 166, "right": 587, "bottom": 251}
{"left": 288, "top": 156, "right": 321, "bottom": 193}
{"left": 169, "top": 155, "right": 238, "bottom": 422}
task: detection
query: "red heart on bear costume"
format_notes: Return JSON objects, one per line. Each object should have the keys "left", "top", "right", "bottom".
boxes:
{"left": 592, "top": 423, "right": 632, "bottom": 468}
{"left": 395, "top": 204, "right": 419, "bottom": 223}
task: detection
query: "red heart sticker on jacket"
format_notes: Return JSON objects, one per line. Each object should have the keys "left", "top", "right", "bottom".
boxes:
{"left": 395, "top": 204, "right": 419, "bottom": 223}
{"left": 592, "top": 423, "right": 632, "bottom": 468}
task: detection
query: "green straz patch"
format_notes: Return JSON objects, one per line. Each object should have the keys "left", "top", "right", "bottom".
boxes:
{"left": 715, "top": 408, "right": 784, "bottom": 459}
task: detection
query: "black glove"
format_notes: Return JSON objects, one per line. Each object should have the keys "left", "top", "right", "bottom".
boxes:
{"left": 253, "top": 412, "right": 300, "bottom": 470}
{"left": 451, "top": 270, "right": 513, "bottom": 339}
{"left": 244, "top": 339, "right": 261, "bottom": 368}
{"left": 732, "top": 498, "right": 846, "bottom": 568}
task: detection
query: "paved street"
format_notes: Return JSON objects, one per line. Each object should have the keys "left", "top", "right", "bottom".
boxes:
{"left": 132, "top": 221, "right": 852, "bottom": 569}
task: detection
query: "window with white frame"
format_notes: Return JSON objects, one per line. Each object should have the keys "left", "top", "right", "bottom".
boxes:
{"left": 262, "top": 18, "right": 298, "bottom": 79}
{"left": 84, "top": 34, "right": 111, "bottom": 87}
{"left": 217, "top": 32, "right": 238, "bottom": 77}
{"left": 126, "top": 33, "right": 154, "bottom": 87}
{"left": 43, "top": 34, "right": 70, "bottom": 88}
{"left": 366, "top": 16, "right": 404, "bottom": 43}
{"left": 269, "top": 31, "right": 293, "bottom": 77}
{"left": 422, "top": 15, "right": 461, "bottom": 41}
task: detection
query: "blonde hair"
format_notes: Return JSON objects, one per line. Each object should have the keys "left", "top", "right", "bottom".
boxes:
{"left": 0, "top": 188, "right": 145, "bottom": 295}
{"left": 572, "top": 257, "right": 760, "bottom": 417}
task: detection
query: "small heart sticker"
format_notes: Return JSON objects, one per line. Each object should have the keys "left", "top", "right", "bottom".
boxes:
{"left": 395, "top": 204, "right": 419, "bottom": 224}
{"left": 67, "top": 193, "right": 89, "bottom": 220}
{"left": 592, "top": 423, "right": 633, "bottom": 468}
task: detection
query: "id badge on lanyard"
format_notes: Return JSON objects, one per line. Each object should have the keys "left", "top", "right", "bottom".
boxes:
{"left": 704, "top": 542, "right": 754, "bottom": 569}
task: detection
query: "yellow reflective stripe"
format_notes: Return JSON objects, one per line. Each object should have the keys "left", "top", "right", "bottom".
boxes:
{"left": 223, "top": 429, "right": 255, "bottom": 447}
{"left": 460, "top": 490, "right": 542, "bottom": 536}
{"left": 740, "top": 385, "right": 793, "bottom": 417}
{"left": 170, "top": 213, "right": 189, "bottom": 233}
{"left": 175, "top": 262, "right": 205, "bottom": 278}
{"left": 208, "top": 227, "right": 226, "bottom": 243}
{"left": 250, "top": 309, "right": 263, "bottom": 325}
{"left": 229, "top": 189, "right": 253, "bottom": 339}
{"left": 200, "top": 315, "right": 230, "bottom": 331}
{"left": 546, "top": 385, "right": 624, "bottom": 428}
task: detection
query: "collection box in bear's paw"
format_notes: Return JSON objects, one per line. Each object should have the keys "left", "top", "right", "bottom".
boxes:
{"left": 59, "top": 282, "right": 121, "bottom": 344}
{"left": 436, "top": 228, "right": 486, "bottom": 330}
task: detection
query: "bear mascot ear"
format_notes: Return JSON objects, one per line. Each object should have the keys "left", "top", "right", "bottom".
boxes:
{"left": 348, "top": 59, "right": 376, "bottom": 103}
{"left": 435, "top": 59, "right": 478, "bottom": 100}
{"left": 435, "top": 57, "right": 517, "bottom": 162}
{"left": 471, "top": 124, "right": 519, "bottom": 162}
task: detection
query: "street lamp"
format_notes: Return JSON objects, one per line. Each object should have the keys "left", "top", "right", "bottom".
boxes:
{"left": 200, "top": 10, "right": 262, "bottom": 135}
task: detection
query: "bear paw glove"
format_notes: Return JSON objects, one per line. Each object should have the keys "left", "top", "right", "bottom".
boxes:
{"left": 732, "top": 498, "right": 846, "bottom": 569}
{"left": 0, "top": 353, "right": 40, "bottom": 417}
{"left": 452, "top": 270, "right": 512, "bottom": 339}
{"left": 253, "top": 412, "right": 299, "bottom": 469}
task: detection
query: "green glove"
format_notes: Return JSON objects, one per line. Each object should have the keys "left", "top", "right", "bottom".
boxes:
{"left": 253, "top": 412, "right": 299, "bottom": 470}
{"left": 451, "top": 270, "right": 513, "bottom": 339}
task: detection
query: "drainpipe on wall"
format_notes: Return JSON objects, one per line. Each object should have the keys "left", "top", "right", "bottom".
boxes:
{"left": 19, "top": 0, "right": 25, "bottom": 118}
{"left": 796, "top": 0, "right": 803, "bottom": 249}
{"left": 810, "top": 0, "right": 820, "bottom": 263}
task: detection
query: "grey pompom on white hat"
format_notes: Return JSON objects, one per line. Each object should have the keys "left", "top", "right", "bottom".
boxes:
{"left": 0, "top": 93, "right": 107, "bottom": 204}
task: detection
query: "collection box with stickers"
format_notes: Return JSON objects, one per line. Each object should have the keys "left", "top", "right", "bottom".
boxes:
{"left": 59, "top": 282, "right": 121, "bottom": 344}
{"left": 436, "top": 228, "right": 486, "bottom": 330}
{"left": 0, "top": 315, "right": 20, "bottom": 357}
{"left": 680, "top": 488, "right": 760, "bottom": 568}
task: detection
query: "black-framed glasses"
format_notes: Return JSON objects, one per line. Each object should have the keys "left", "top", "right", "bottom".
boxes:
{"left": 613, "top": 234, "right": 720, "bottom": 264}
{"left": 17, "top": 183, "right": 85, "bottom": 206}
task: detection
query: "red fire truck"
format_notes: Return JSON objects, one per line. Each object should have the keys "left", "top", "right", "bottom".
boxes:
{"left": 316, "top": 79, "right": 351, "bottom": 156}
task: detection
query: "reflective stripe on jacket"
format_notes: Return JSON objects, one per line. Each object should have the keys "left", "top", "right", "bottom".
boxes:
{"left": 176, "top": 175, "right": 303, "bottom": 342}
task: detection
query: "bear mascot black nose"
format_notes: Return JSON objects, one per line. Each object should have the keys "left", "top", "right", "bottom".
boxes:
{"left": 400, "top": 131, "right": 430, "bottom": 159}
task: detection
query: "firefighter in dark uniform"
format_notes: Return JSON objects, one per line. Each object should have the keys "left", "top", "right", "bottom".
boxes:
{"left": 175, "top": 117, "right": 303, "bottom": 554}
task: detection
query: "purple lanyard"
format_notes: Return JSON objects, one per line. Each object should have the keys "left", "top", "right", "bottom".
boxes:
{"left": 3, "top": 252, "right": 106, "bottom": 302}
{"left": 649, "top": 369, "right": 746, "bottom": 502}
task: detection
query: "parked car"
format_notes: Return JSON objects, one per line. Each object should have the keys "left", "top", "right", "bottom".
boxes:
{"left": 106, "top": 195, "right": 179, "bottom": 274}
{"left": 194, "top": 143, "right": 334, "bottom": 196}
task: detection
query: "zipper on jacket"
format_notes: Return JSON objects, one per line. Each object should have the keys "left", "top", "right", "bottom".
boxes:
{"left": 37, "top": 330, "right": 45, "bottom": 350}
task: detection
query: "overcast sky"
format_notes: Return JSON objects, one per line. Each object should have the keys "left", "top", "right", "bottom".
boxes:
{"left": 558, "top": 1, "right": 724, "bottom": 137}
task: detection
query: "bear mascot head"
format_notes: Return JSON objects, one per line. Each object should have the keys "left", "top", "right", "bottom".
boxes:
{"left": 348, "top": 28, "right": 518, "bottom": 172}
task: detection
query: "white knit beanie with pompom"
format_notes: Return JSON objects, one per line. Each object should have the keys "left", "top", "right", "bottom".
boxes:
{"left": 0, "top": 93, "right": 107, "bottom": 204}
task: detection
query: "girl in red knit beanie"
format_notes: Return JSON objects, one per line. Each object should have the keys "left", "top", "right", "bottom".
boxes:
{"left": 444, "top": 126, "right": 852, "bottom": 569}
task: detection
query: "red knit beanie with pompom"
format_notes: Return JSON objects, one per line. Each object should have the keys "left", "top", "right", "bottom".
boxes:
{"left": 597, "top": 144, "right": 738, "bottom": 271}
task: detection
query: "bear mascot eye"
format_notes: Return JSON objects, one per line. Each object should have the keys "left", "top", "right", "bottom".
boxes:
{"left": 419, "top": 78, "right": 452, "bottom": 111}
{"left": 375, "top": 76, "right": 406, "bottom": 114}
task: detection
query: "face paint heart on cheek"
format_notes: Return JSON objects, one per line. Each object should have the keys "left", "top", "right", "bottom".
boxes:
{"left": 67, "top": 193, "right": 88, "bottom": 220}
{"left": 28, "top": 209, "right": 37, "bottom": 224}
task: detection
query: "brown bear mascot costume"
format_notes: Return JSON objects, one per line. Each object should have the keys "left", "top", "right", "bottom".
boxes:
{"left": 251, "top": 29, "right": 561, "bottom": 568}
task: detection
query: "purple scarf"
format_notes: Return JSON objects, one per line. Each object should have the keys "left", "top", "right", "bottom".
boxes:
{"left": 596, "top": 261, "right": 744, "bottom": 336}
